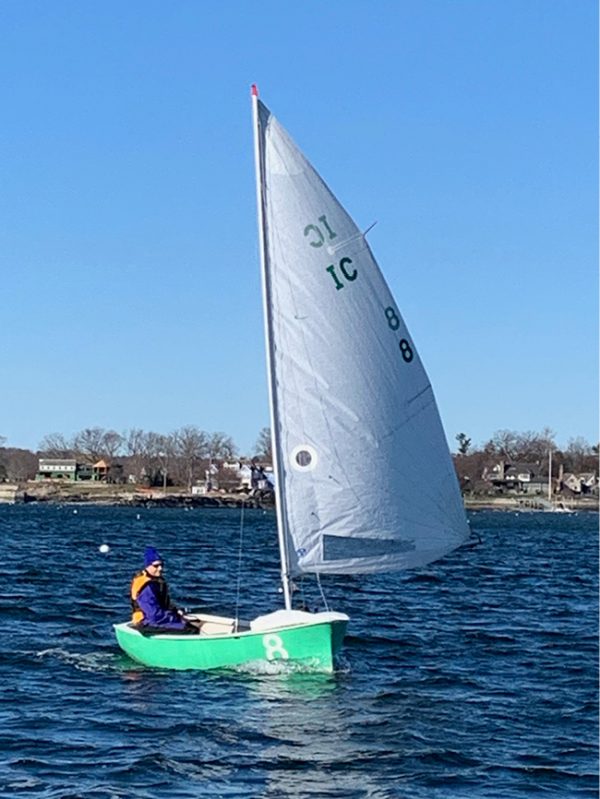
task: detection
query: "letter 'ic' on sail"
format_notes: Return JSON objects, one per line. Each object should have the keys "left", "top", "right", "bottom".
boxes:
{"left": 255, "top": 99, "right": 469, "bottom": 577}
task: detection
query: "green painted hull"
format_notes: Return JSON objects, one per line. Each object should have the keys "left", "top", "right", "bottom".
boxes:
{"left": 114, "top": 616, "right": 348, "bottom": 672}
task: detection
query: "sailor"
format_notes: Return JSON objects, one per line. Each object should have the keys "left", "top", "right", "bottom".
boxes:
{"left": 130, "top": 547, "right": 195, "bottom": 633}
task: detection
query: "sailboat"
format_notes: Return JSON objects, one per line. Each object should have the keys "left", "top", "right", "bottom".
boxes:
{"left": 113, "top": 87, "right": 469, "bottom": 671}
{"left": 541, "top": 449, "right": 574, "bottom": 513}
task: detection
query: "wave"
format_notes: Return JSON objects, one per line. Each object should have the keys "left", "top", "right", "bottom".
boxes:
{"left": 34, "top": 647, "right": 130, "bottom": 673}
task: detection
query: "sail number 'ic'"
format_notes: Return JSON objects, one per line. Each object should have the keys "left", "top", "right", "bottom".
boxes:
{"left": 385, "top": 306, "right": 413, "bottom": 363}
{"left": 304, "top": 214, "right": 358, "bottom": 291}
{"left": 304, "top": 215, "right": 337, "bottom": 248}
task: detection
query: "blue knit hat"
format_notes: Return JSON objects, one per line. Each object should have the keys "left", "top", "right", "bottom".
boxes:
{"left": 144, "top": 546, "right": 163, "bottom": 567}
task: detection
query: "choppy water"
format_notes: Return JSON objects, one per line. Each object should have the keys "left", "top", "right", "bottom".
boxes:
{"left": 0, "top": 504, "right": 597, "bottom": 798}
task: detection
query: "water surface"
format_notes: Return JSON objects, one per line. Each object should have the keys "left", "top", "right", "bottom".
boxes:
{"left": 1, "top": 505, "right": 597, "bottom": 797}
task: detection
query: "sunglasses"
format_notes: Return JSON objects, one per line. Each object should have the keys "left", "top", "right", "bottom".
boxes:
{"left": 150, "top": 562, "right": 164, "bottom": 568}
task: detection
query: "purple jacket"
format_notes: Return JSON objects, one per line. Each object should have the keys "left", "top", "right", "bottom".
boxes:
{"left": 136, "top": 576, "right": 187, "bottom": 630}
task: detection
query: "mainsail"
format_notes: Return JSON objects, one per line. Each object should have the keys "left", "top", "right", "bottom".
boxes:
{"left": 253, "top": 93, "right": 469, "bottom": 578}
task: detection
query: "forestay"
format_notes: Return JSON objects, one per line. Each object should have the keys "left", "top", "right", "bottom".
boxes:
{"left": 255, "top": 99, "right": 469, "bottom": 576}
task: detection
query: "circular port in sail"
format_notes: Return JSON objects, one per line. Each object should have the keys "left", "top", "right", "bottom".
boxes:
{"left": 290, "top": 444, "right": 318, "bottom": 472}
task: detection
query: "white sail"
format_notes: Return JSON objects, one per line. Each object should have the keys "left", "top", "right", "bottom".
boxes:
{"left": 254, "top": 98, "right": 469, "bottom": 576}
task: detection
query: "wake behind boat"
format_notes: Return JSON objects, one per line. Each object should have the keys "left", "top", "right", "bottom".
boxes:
{"left": 114, "top": 86, "right": 468, "bottom": 672}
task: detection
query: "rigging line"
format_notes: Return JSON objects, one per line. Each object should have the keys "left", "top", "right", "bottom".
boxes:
{"left": 315, "top": 572, "right": 330, "bottom": 612}
{"left": 233, "top": 500, "right": 245, "bottom": 632}
{"left": 299, "top": 575, "right": 308, "bottom": 611}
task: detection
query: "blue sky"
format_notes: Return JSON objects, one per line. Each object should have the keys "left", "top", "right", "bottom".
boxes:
{"left": 1, "top": 0, "right": 597, "bottom": 455}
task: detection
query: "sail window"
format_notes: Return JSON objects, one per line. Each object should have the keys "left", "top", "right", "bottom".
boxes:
{"left": 290, "top": 444, "right": 318, "bottom": 472}
{"left": 323, "top": 535, "right": 416, "bottom": 561}
{"left": 296, "top": 451, "right": 311, "bottom": 467}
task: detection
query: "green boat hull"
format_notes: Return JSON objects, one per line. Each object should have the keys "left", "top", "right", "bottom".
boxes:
{"left": 114, "top": 613, "right": 348, "bottom": 672}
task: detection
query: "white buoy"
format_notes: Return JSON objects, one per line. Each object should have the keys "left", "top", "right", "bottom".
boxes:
{"left": 99, "top": 544, "right": 110, "bottom": 554}
{"left": 136, "top": 514, "right": 141, "bottom": 520}
{"left": 73, "top": 509, "right": 78, "bottom": 514}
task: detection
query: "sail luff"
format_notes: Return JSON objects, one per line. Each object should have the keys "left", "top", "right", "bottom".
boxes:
{"left": 251, "top": 88, "right": 293, "bottom": 610}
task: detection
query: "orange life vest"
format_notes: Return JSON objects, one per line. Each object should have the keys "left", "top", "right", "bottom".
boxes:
{"left": 130, "top": 570, "right": 152, "bottom": 625}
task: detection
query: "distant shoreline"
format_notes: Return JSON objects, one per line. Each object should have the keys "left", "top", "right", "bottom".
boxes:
{"left": 0, "top": 483, "right": 597, "bottom": 513}
{"left": 0, "top": 483, "right": 275, "bottom": 510}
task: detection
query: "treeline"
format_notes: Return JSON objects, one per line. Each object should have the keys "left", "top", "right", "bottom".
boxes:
{"left": 0, "top": 425, "right": 596, "bottom": 489}
{"left": 454, "top": 428, "right": 598, "bottom": 491}
{"left": 0, "top": 426, "right": 273, "bottom": 487}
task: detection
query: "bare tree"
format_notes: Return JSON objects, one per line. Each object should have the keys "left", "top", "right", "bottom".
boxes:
{"left": 488, "top": 429, "right": 520, "bottom": 461}
{"left": 453, "top": 448, "right": 490, "bottom": 494}
{"left": 207, "top": 432, "right": 236, "bottom": 461}
{"left": 255, "top": 427, "right": 272, "bottom": 460}
{"left": 73, "top": 428, "right": 108, "bottom": 463}
{"left": 144, "top": 432, "right": 177, "bottom": 487}
{"left": 73, "top": 427, "right": 124, "bottom": 463}
{"left": 39, "top": 433, "right": 76, "bottom": 458}
{"left": 1, "top": 448, "right": 37, "bottom": 481}
{"left": 122, "top": 428, "right": 148, "bottom": 483}
{"left": 517, "top": 427, "right": 556, "bottom": 462}
{"left": 174, "top": 426, "right": 209, "bottom": 490}
{"left": 103, "top": 430, "right": 124, "bottom": 459}
{"left": 487, "top": 428, "right": 556, "bottom": 463}
{"left": 123, "top": 428, "right": 147, "bottom": 456}
{"left": 539, "top": 427, "right": 557, "bottom": 450}
{"left": 565, "top": 437, "right": 594, "bottom": 472}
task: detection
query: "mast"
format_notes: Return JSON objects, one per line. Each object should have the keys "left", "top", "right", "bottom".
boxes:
{"left": 548, "top": 449, "right": 552, "bottom": 502}
{"left": 251, "top": 85, "right": 293, "bottom": 610}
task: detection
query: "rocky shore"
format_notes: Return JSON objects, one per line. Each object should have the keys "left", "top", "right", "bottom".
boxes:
{"left": 0, "top": 482, "right": 597, "bottom": 513}
{"left": 1, "top": 483, "right": 275, "bottom": 509}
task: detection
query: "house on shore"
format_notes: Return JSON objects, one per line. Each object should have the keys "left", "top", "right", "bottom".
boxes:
{"left": 483, "top": 460, "right": 597, "bottom": 497}
{"left": 36, "top": 459, "right": 80, "bottom": 481}
{"left": 560, "top": 471, "right": 597, "bottom": 497}
{"left": 483, "top": 461, "right": 548, "bottom": 495}
{"left": 35, "top": 458, "right": 123, "bottom": 483}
